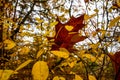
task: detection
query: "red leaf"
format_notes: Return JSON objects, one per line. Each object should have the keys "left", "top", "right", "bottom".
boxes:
{"left": 50, "top": 14, "right": 86, "bottom": 51}
{"left": 109, "top": 51, "right": 120, "bottom": 80}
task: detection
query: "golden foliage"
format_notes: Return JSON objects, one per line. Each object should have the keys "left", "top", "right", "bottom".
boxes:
{"left": 32, "top": 61, "right": 49, "bottom": 80}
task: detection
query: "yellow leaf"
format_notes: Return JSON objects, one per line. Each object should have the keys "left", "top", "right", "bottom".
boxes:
{"left": 51, "top": 50, "right": 69, "bottom": 58}
{"left": 82, "top": 54, "right": 96, "bottom": 62}
{"left": 4, "top": 39, "right": 16, "bottom": 50}
{"left": 89, "top": 75, "right": 96, "bottom": 80}
{"left": 35, "top": 17, "right": 43, "bottom": 23}
{"left": 15, "top": 59, "right": 33, "bottom": 71}
{"left": 19, "top": 47, "right": 30, "bottom": 55}
{"left": 32, "top": 61, "right": 49, "bottom": 80}
{"left": 36, "top": 48, "right": 44, "bottom": 59}
{"left": 68, "top": 61, "right": 76, "bottom": 68}
{"left": 59, "top": 48, "right": 70, "bottom": 54}
{"left": 50, "top": 21, "right": 58, "bottom": 27}
{"left": 53, "top": 76, "right": 66, "bottom": 80}
{"left": 108, "top": 16, "right": 120, "bottom": 28}
{"left": 0, "top": 70, "right": 14, "bottom": 80}
{"left": 65, "top": 25, "right": 73, "bottom": 31}
{"left": 84, "top": 14, "right": 96, "bottom": 21}
{"left": 75, "top": 75, "right": 83, "bottom": 80}
{"left": 116, "top": 0, "right": 120, "bottom": 7}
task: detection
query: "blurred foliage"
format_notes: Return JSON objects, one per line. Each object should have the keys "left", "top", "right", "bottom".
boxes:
{"left": 0, "top": 0, "right": 120, "bottom": 80}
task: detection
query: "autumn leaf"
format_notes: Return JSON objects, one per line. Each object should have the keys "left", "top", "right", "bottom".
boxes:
{"left": 0, "top": 70, "right": 14, "bottom": 80}
{"left": 32, "top": 61, "right": 49, "bottom": 80}
{"left": 19, "top": 46, "right": 30, "bottom": 55}
{"left": 65, "top": 25, "right": 73, "bottom": 31}
{"left": 82, "top": 54, "right": 96, "bottom": 62}
{"left": 53, "top": 76, "right": 66, "bottom": 80}
{"left": 15, "top": 59, "right": 33, "bottom": 71}
{"left": 108, "top": 16, "right": 120, "bottom": 28}
{"left": 108, "top": 51, "right": 120, "bottom": 79}
{"left": 89, "top": 75, "right": 96, "bottom": 80}
{"left": 36, "top": 48, "right": 44, "bottom": 59}
{"left": 4, "top": 39, "right": 16, "bottom": 50}
{"left": 49, "top": 14, "right": 86, "bottom": 51}
{"left": 75, "top": 75, "right": 83, "bottom": 80}
{"left": 51, "top": 50, "right": 69, "bottom": 58}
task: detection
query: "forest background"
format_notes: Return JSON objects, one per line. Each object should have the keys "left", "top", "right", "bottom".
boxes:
{"left": 0, "top": 0, "right": 120, "bottom": 80}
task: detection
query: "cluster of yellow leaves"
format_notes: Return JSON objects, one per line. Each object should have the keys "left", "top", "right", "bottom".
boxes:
{"left": 4, "top": 39, "right": 16, "bottom": 50}
{"left": 82, "top": 54, "right": 96, "bottom": 62}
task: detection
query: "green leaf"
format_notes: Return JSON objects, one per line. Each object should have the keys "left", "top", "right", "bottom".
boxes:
{"left": 15, "top": 59, "right": 33, "bottom": 71}
{"left": 32, "top": 61, "right": 49, "bottom": 80}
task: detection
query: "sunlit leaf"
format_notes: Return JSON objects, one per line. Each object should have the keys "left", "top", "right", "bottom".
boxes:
{"left": 53, "top": 76, "right": 66, "bottom": 80}
{"left": 89, "top": 75, "right": 96, "bottom": 80}
{"left": 4, "top": 39, "right": 16, "bottom": 50}
{"left": 65, "top": 25, "right": 73, "bottom": 31}
{"left": 75, "top": 75, "right": 83, "bottom": 80}
{"left": 51, "top": 50, "right": 69, "bottom": 58}
{"left": 15, "top": 59, "right": 33, "bottom": 71}
{"left": 108, "top": 16, "right": 120, "bottom": 28}
{"left": 36, "top": 48, "right": 44, "bottom": 59}
{"left": 32, "top": 61, "right": 49, "bottom": 80}
{"left": 0, "top": 70, "right": 14, "bottom": 80}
